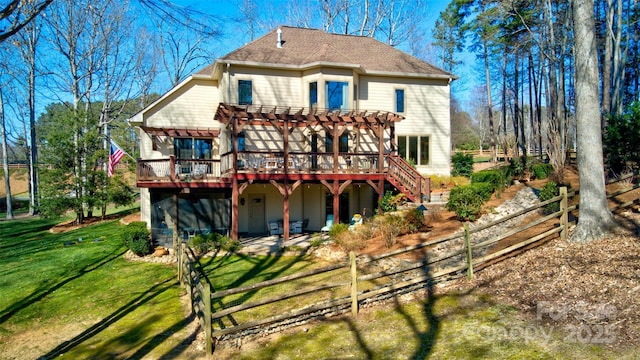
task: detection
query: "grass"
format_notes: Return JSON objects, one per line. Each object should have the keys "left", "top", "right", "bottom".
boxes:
{"left": 1, "top": 210, "right": 637, "bottom": 359}
{"left": 220, "top": 291, "right": 629, "bottom": 360}
{"left": 0, "top": 212, "right": 192, "bottom": 359}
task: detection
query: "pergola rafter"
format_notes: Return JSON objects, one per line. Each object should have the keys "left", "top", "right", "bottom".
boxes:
{"left": 214, "top": 103, "right": 404, "bottom": 129}
{"left": 140, "top": 126, "right": 221, "bottom": 138}
{"left": 214, "top": 102, "right": 405, "bottom": 243}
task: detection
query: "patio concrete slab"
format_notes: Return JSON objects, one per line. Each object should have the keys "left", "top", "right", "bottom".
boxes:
{"left": 238, "top": 233, "right": 322, "bottom": 255}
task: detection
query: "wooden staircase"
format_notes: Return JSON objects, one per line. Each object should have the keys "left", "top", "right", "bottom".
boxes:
{"left": 385, "top": 154, "right": 430, "bottom": 203}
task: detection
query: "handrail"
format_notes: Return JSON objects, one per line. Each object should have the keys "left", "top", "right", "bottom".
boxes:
{"left": 385, "top": 154, "right": 429, "bottom": 202}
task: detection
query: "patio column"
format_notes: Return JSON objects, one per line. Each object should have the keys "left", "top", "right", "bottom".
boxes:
{"left": 231, "top": 114, "right": 239, "bottom": 241}
{"left": 283, "top": 118, "right": 290, "bottom": 242}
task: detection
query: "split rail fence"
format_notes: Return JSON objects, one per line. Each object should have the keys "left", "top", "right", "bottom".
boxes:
{"left": 178, "top": 172, "right": 640, "bottom": 356}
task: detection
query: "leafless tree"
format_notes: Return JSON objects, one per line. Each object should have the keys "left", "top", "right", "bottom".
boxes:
{"left": 12, "top": 10, "right": 40, "bottom": 215}
{"left": 0, "top": 84, "right": 12, "bottom": 219}
{"left": 0, "top": 0, "right": 52, "bottom": 42}
{"left": 153, "top": 20, "right": 212, "bottom": 88}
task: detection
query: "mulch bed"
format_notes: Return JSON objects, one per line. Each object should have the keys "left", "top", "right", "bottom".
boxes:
{"left": 444, "top": 210, "right": 640, "bottom": 347}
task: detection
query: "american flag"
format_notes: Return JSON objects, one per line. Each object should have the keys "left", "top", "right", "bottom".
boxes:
{"left": 108, "top": 140, "right": 125, "bottom": 177}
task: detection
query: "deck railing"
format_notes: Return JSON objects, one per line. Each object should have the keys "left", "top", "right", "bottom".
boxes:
{"left": 137, "top": 156, "right": 221, "bottom": 181}
{"left": 219, "top": 151, "right": 382, "bottom": 174}
{"left": 137, "top": 153, "right": 428, "bottom": 202}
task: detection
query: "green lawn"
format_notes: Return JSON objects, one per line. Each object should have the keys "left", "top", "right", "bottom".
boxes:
{"left": 219, "top": 292, "right": 630, "bottom": 360}
{"left": 0, "top": 214, "right": 193, "bottom": 359}
{"left": 1, "top": 213, "right": 636, "bottom": 359}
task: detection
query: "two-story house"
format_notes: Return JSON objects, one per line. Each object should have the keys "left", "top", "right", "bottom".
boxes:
{"left": 129, "top": 26, "right": 456, "bottom": 247}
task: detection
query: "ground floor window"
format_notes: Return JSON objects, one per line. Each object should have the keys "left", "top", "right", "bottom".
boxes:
{"left": 397, "top": 135, "right": 429, "bottom": 166}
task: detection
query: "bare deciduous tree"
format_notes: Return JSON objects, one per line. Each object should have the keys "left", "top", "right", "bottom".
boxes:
{"left": 0, "top": 0, "right": 52, "bottom": 42}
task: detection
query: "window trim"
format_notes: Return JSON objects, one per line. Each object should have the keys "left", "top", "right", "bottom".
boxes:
{"left": 325, "top": 81, "right": 349, "bottom": 111}
{"left": 174, "top": 137, "right": 214, "bottom": 159}
{"left": 309, "top": 81, "right": 318, "bottom": 109}
{"left": 396, "top": 134, "right": 430, "bottom": 166}
{"left": 238, "top": 79, "right": 252, "bottom": 105}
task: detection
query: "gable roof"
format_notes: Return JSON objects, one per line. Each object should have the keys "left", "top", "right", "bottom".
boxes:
{"left": 199, "top": 26, "right": 455, "bottom": 80}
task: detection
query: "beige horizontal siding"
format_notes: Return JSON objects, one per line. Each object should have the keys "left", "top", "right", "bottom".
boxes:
{"left": 359, "top": 75, "right": 451, "bottom": 175}
{"left": 145, "top": 78, "right": 220, "bottom": 129}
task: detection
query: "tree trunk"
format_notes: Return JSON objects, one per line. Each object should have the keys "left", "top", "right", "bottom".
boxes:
{"left": 571, "top": 0, "right": 617, "bottom": 242}
{"left": 0, "top": 88, "right": 13, "bottom": 220}
{"left": 483, "top": 38, "right": 496, "bottom": 163}
{"left": 601, "top": 0, "right": 614, "bottom": 116}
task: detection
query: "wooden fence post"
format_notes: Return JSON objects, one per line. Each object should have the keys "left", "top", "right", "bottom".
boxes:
{"left": 350, "top": 251, "right": 358, "bottom": 317}
{"left": 560, "top": 187, "right": 568, "bottom": 240}
{"left": 204, "top": 282, "right": 213, "bottom": 356}
{"left": 464, "top": 223, "right": 474, "bottom": 280}
{"left": 178, "top": 243, "right": 184, "bottom": 287}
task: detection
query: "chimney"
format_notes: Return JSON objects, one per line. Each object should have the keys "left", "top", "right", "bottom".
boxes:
{"left": 277, "top": 28, "right": 283, "bottom": 48}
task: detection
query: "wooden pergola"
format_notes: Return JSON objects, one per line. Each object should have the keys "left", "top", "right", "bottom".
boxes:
{"left": 214, "top": 103, "right": 405, "bottom": 242}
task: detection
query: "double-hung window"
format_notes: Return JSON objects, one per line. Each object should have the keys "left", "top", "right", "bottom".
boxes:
{"left": 238, "top": 80, "right": 252, "bottom": 105}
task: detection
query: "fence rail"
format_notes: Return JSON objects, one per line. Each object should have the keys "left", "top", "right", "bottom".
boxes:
{"left": 177, "top": 172, "right": 640, "bottom": 356}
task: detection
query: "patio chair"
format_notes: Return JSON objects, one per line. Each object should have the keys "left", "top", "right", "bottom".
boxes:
{"left": 269, "top": 221, "right": 283, "bottom": 235}
{"left": 320, "top": 214, "right": 334, "bottom": 232}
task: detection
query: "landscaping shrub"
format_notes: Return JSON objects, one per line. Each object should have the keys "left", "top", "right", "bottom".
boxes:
{"left": 603, "top": 101, "right": 640, "bottom": 176}
{"left": 330, "top": 223, "right": 366, "bottom": 251}
{"left": 218, "top": 235, "right": 242, "bottom": 252}
{"left": 471, "top": 169, "right": 506, "bottom": 193}
{"left": 509, "top": 156, "right": 528, "bottom": 178}
{"left": 470, "top": 182, "right": 495, "bottom": 202}
{"left": 189, "top": 233, "right": 242, "bottom": 254}
{"left": 531, "top": 163, "right": 554, "bottom": 180}
{"left": 451, "top": 153, "right": 474, "bottom": 177}
{"left": 122, "top": 221, "right": 152, "bottom": 256}
{"left": 374, "top": 214, "right": 403, "bottom": 248}
{"left": 538, "top": 181, "right": 560, "bottom": 214}
{"left": 401, "top": 208, "right": 426, "bottom": 233}
{"left": 188, "top": 234, "right": 213, "bottom": 254}
{"left": 378, "top": 190, "right": 406, "bottom": 213}
{"left": 446, "top": 183, "right": 494, "bottom": 221}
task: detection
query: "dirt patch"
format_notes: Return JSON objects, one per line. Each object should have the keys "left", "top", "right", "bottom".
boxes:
{"left": 48, "top": 211, "right": 141, "bottom": 233}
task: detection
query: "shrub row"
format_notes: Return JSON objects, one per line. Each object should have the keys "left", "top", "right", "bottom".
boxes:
{"left": 189, "top": 232, "right": 242, "bottom": 255}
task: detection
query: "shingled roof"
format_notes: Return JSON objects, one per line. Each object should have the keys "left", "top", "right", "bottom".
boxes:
{"left": 198, "top": 26, "right": 454, "bottom": 79}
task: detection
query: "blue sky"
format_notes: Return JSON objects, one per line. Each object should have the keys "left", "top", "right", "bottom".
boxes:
{"left": 174, "top": 0, "right": 477, "bottom": 108}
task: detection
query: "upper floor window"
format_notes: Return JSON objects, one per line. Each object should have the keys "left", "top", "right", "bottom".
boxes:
{"left": 395, "top": 89, "right": 405, "bottom": 113}
{"left": 397, "top": 135, "right": 429, "bottom": 165}
{"left": 326, "top": 81, "right": 348, "bottom": 111}
{"left": 175, "top": 138, "right": 213, "bottom": 159}
{"left": 309, "top": 82, "right": 318, "bottom": 108}
{"left": 238, "top": 80, "right": 252, "bottom": 105}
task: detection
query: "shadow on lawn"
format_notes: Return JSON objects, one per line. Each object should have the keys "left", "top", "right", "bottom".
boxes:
{"left": 339, "top": 244, "right": 440, "bottom": 359}
{"left": 41, "top": 277, "right": 180, "bottom": 359}
{"left": 197, "top": 246, "right": 316, "bottom": 333}
{"left": 0, "top": 247, "right": 126, "bottom": 326}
